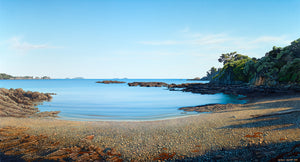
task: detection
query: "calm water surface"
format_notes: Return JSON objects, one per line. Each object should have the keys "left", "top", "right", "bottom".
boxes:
{"left": 0, "top": 79, "right": 245, "bottom": 121}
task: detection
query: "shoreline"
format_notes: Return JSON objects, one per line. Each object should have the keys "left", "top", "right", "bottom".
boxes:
{"left": 1, "top": 93, "right": 300, "bottom": 161}
{"left": 1, "top": 84, "right": 300, "bottom": 161}
{"left": 55, "top": 112, "right": 203, "bottom": 122}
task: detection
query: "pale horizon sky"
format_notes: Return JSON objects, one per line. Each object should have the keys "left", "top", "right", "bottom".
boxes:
{"left": 0, "top": 0, "right": 299, "bottom": 79}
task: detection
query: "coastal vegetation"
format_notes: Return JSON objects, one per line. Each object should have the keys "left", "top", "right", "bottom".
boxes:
{"left": 0, "top": 73, "right": 13, "bottom": 80}
{"left": 199, "top": 67, "right": 221, "bottom": 81}
{"left": 205, "top": 38, "right": 300, "bottom": 86}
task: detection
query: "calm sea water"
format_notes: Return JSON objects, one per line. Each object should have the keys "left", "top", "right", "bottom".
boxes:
{"left": 0, "top": 79, "right": 245, "bottom": 121}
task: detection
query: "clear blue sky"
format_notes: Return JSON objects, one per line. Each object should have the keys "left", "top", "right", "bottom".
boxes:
{"left": 0, "top": 0, "right": 299, "bottom": 79}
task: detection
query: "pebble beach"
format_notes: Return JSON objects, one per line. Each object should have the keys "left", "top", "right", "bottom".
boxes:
{"left": 0, "top": 94, "right": 299, "bottom": 161}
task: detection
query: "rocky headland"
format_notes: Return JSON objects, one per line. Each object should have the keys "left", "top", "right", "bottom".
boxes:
{"left": 0, "top": 73, "right": 51, "bottom": 80}
{"left": 169, "top": 83, "right": 300, "bottom": 97}
{"left": 0, "top": 88, "right": 59, "bottom": 118}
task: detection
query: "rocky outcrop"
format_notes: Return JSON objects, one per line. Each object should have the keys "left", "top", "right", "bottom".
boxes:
{"left": 179, "top": 103, "right": 239, "bottom": 113}
{"left": 171, "top": 83, "right": 300, "bottom": 113}
{"left": 168, "top": 83, "right": 300, "bottom": 97}
{"left": 210, "top": 68, "right": 244, "bottom": 85}
{"left": 96, "top": 80, "right": 126, "bottom": 84}
{"left": 251, "top": 76, "right": 266, "bottom": 86}
{"left": 0, "top": 88, "right": 58, "bottom": 118}
{"left": 128, "top": 82, "right": 168, "bottom": 87}
{"left": 168, "top": 83, "right": 205, "bottom": 88}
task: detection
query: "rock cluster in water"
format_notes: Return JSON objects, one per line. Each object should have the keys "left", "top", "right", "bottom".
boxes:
{"left": 168, "top": 83, "right": 300, "bottom": 97}
{"left": 96, "top": 80, "right": 126, "bottom": 84}
{"left": 169, "top": 82, "right": 300, "bottom": 113}
{"left": 0, "top": 88, "right": 59, "bottom": 118}
{"left": 128, "top": 82, "right": 169, "bottom": 87}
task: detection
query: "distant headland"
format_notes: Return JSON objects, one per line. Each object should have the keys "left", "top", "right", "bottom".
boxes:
{"left": 0, "top": 73, "right": 51, "bottom": 80}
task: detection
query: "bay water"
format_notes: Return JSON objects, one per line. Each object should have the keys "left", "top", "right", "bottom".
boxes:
{"left": 0, "top": 79, "right": 245, "bottom": 121}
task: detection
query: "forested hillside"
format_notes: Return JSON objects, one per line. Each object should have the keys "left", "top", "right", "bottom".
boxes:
{"left": 209, "top": 38, "right": 300, "bottom": 86}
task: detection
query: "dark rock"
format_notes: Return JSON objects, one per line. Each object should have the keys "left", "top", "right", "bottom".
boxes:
{"left": 169, "top": 82, "right": 299, "bottom": 113}
{"left": 213, "top": 154, "right": 224, "bottom": 160}
{"left": 128, "top": 82, "right": 168, "bottom": 87}
{"left": 168, "top": 82, "right": 297, "bottom": 97}
{"left": 96, "top": 80, "right": 126, "bottom": 84}
{"left": 179, "top": 103, "right": 238, "bottom": 113}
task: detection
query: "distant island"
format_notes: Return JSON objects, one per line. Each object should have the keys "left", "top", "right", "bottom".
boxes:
{"left": 72, "top": 77, "right": 85, "bottom": 79}
{"left": 0, "top": 73, "right": 51, "bottom": 80}
{"left": 187, "top": 77, "right": 203, "bottom": 81}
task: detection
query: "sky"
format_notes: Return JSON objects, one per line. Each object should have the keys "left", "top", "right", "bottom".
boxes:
{"left": 0, "top": 0, "right": 299, "bottom": 79}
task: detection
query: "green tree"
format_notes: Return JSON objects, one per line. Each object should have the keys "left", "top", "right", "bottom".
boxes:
{"left": 213, "top": 53, "right": 252, "bottom": 83}
{"left": 218, "top": 52, "right": 237, "bottom": 65}
{"left": 218, "top": 52, "right": 250, "bottom": 65}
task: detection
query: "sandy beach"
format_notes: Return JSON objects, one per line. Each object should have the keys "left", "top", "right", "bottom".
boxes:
{"left": 0, "top": 94, "right": 299, "bottom": 161}
{"left": 2, "top": 0, "right": 300, "bottom": 161}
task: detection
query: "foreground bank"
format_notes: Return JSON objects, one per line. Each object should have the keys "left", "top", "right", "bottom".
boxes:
{"left": 0, "top": 87, "right": 299, "bottom": 161}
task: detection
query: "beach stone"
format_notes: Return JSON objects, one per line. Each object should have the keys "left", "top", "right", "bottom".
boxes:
{"left": 213, "top": 154, "right": 224, "bottom": 159}
{"left": 86, "top": 135, "right": 94, "bottom": 140}
{"left": 230, "top": 157, "right": 240, "bottom": 161}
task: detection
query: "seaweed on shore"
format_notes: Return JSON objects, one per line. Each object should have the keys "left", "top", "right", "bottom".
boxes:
{"left": 0, "top": 126, "right": 124, "bottom": 162}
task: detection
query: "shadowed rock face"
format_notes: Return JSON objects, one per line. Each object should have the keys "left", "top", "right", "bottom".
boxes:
{"left": 0, "top": 88, "right": 59, "bottom": 118}
{"left": 128, "top": 82, "right": 168, "bottom": 87}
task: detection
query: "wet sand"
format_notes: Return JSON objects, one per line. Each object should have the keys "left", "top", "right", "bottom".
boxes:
{"left": 0, "top": 94, "right": 300, "bottom": 161}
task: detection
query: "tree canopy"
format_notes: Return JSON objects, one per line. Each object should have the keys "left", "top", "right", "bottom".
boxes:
{"left": 209, "top": 38, "right": 300, "bottom": 86}
{"left": 218, "top": 52, "right": 251, "bottom": 65}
